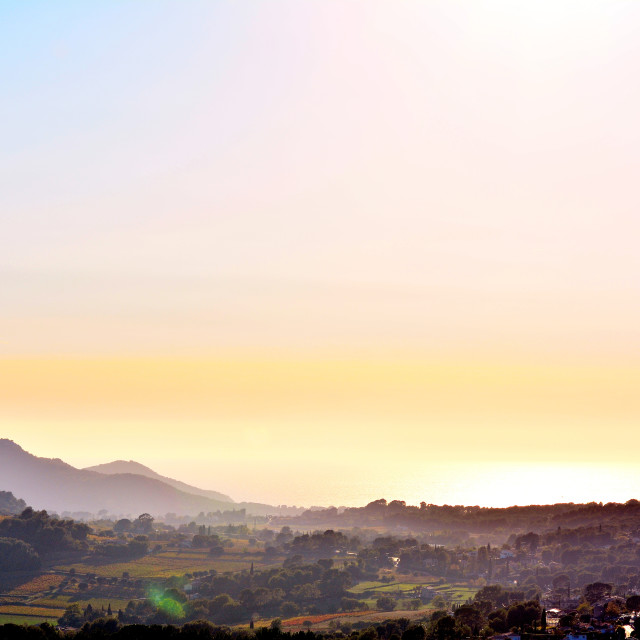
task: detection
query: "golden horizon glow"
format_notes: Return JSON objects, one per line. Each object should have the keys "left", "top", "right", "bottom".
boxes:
{"left": 2, "top": 354, "right": 638, "bottom": 506}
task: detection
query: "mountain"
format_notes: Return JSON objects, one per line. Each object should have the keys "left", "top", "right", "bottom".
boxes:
{"left": 0, "top": 439, "right": 240, "bottom": 517}
{"left": 84, "top": 460, "right": 233, "bottom": 504}
{"left": 0, "top": 440, "right": 305, "bottom": 518}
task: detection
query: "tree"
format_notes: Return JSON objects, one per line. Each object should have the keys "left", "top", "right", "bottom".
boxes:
{"left": 164, "top": 587, "right": 187, "bottom": 604}
{"left": 476, "top": 546, "right": 489, "bottom": 571}
{"left": 474, "top": 585, "right": 510, "bottom": 608}
{"left": 341, "top": 597, "right": 361, "bottom": 611}
{"left": 584, "top": 582, "right": 613, "bottom": 604}
{"left": 488, "top": 610, "right": 507, "bottom": 633}
{"left": 270, "top": 618, "right": 282, "bottom": 631}
{"left": 506, "top": 601, "right": 541, "bottom": 631}
{"left": 58, "top": 603, "right": 84, "bottom": 628}
{"left": 559, "top": 613, "right": 576, "bottom": 628}
{"left": 0, "top": 509, "right": 90, "bottom": 553}
{"left": 114, "top": 519, "right": 132, "bottom": 533}
{"left": 0, "top": 537, "right": 41, "bottom": 571}
{"left": 135, "top": 513, "right": 154, "bottom": 534}
{"left": 377, "top": 595, "right": 396, "bottom": 611}
{"left": 320, "top": 568, "right": 353, "bottom": 597}
{"left": 627, "top": 595, "right": 640, "bottom": 612}
{"left": 455, "top": 605, "right": 484, "bottom": 630}
{"left": 402, "top": 624, "right": 426, "bottom": 640}
{"left": 434, "top": 615, "right": 457, "bottom": 640}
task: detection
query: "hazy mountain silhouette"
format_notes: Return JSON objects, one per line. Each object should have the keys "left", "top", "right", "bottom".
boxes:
{"left": 85, "top": 459, "right": 233, "bottom": 503}
{"left": 0, "top": 439, "right": 244, "bottom": 517}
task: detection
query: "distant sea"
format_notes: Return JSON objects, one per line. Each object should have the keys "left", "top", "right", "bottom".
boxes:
{"left": 218, "top": 461, "right": 640, "bottom": 509}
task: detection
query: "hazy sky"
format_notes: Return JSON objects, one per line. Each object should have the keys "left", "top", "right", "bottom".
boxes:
{"left": 2, "top": 1, "right": 639, "bottom": 507}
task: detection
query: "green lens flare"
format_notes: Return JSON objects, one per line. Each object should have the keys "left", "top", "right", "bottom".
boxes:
{"left": 147, "top": 587, "right": 185, "bottom": 619}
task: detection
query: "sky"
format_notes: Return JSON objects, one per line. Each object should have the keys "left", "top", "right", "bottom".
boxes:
{"left": 1, "top": 1, "right": 639, "bottom": 508}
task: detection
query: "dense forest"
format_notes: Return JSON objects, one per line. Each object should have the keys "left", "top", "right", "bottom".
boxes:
{"left": 277, "top": 500, "right": 640, "bottom": 537}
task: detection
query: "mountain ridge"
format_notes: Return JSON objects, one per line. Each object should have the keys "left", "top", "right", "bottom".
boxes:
{"left": 84, "top": 459, "right": 234, "bottom": 504}
{"left": 0, "top": 439, "right": 287, "bottom": 517}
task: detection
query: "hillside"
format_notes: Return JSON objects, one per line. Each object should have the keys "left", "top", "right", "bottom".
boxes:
{"left": 82, "top": 458, "right": 303, "bottom": 517}
{"left": 0, "top": 439, "right": 241, "bottom": 517}
{"left": 84, "top": 459, "right": 234, "bottom": 503}
{"left": 274, "top": 497, "right": 640, "bottom": 537}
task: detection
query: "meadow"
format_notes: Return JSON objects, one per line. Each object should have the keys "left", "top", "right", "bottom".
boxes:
{"left": 0, "top": 614, "right": 59, "bottom": 625}
{"left": 53, "top": 549, "right": 267, "bottom": 579}
{"left": 0, "top": 604, "right": 65, "bottom": 617}
{"left": 348, "top": 578, "right": 477, "bottom": 607}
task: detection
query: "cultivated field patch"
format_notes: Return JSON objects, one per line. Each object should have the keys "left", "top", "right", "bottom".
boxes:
{"left": 53, "top": 552, "right": 266, "bottom": 578}
{"left": 8, "top": 574, "right": 65, "bottom": 595}
{"left": 0, "top": 614, "right": 59, "bottom": 625}
{"left": 0, "top": 604, "right": 65, "bottom": 617}
{"left": 283, "top": 611, "right": 374, "bottom": 628}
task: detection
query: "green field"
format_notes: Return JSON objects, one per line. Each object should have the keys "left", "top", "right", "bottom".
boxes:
{"left": 437, "top": 587, "right": 477, "bottom": 603}
{"left": 31, "top": 596, "right": 132, "bottom": 611}
{"left": 53, "top": 551, "right": 268, "bottom": 578}
{"left": 370, "top": 583, "right": 422, "bottom": 593}
{"left": 349, "top": 578, "right": 477, "bottom": 606}
{"left": 29, "top": 595, "right": 73, "bottom": 607}
{"left": 360, "top": 598, "right": 378, "bottom": 609}
{"left": 0, "top": 605, "right": 64, "bottom": 617}
{"left": 0, "top": 614, "right": 58, "bottom": 625}
{"left": 348, "top": 581, "right": 388, "bottom": 593}
{"left": 349, "top": 581, "right": 423, "bottom": 594}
